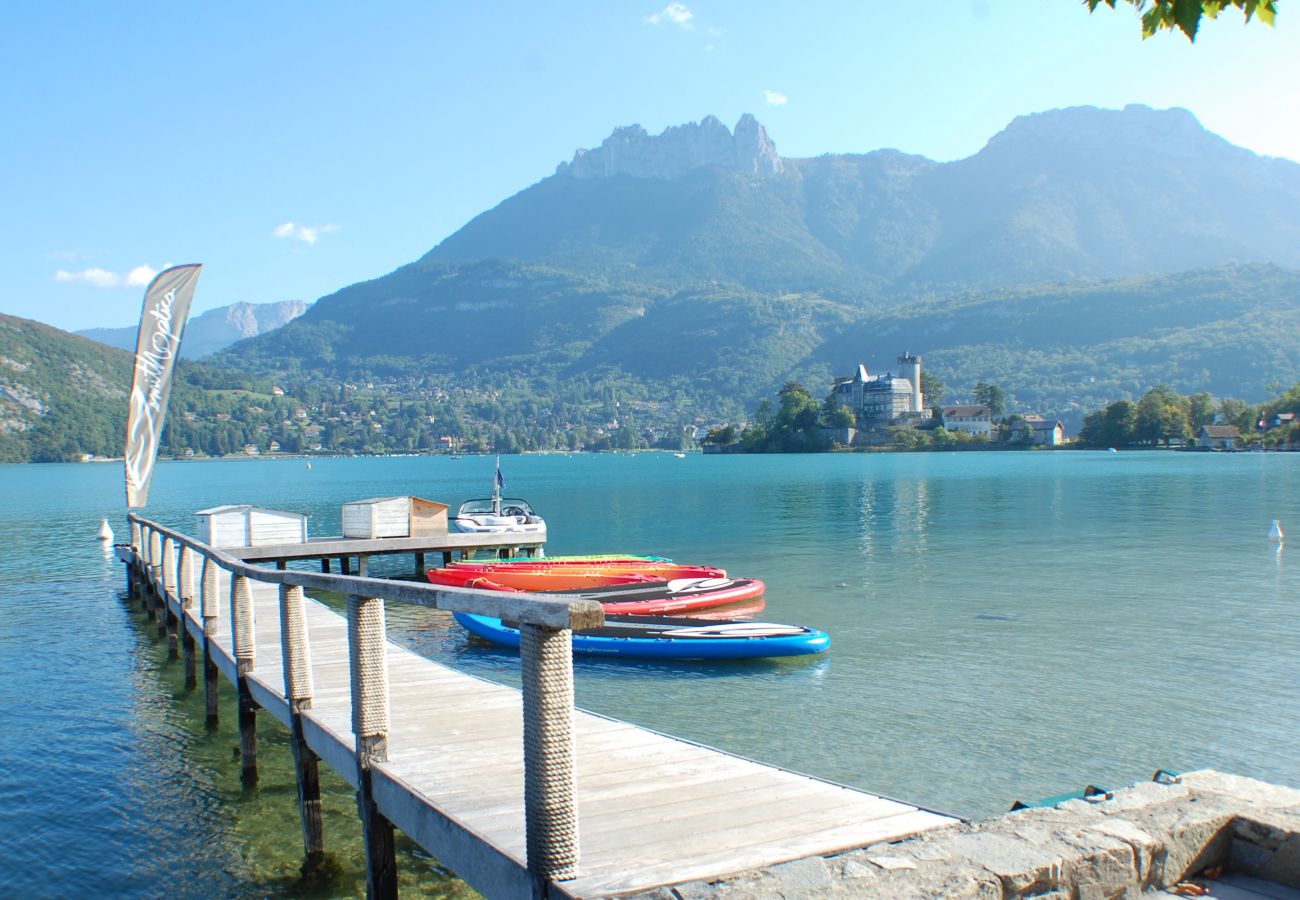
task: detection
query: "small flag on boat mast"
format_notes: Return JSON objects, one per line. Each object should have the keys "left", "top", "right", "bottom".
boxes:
{"left": 124, "top": 264, "right": 203, "bottom": 508}
{"left": 495, "top": 456, "right": 505, "bottom": 492}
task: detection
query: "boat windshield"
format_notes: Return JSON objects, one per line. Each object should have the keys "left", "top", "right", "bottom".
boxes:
{"left": 456, "top": 498, "right": 536, "bottom": 516}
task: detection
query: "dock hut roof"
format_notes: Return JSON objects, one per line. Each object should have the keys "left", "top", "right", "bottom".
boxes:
{"left": 1199, "top": 425, "right": 1241, "bottom": 438}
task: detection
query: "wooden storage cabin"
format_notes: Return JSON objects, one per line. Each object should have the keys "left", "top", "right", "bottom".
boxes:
{"left": 196, "top": 504, "right": 309, "bottom": 548}
{"left": 341, "top": 496, "right": 449, "bottom": 540}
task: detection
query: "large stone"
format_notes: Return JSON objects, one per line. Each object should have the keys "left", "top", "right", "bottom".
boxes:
{"left": 1180, "top": 771, "right": 1300, "bottom": 809}
{"left": 944, "top": 831, "right": 1067, "bottom": 894}
{"left": 1085, "top": 817, "right": 1164, "bottom": 887}
{"left": 767, "top": 856, "right": 833, "bottom": 895}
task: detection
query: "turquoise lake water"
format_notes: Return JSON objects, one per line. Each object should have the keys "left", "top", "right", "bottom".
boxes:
{"left": 1, "top": 451, "right": 1297, "bottom": 896}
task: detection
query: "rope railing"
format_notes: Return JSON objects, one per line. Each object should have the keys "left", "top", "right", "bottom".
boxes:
{"left": 124, "top": 512, "right": 600, "bottom": 893}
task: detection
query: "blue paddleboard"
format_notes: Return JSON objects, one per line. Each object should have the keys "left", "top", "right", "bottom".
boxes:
{"left": 453, "top": 612, "right": 830, "bottom": 660}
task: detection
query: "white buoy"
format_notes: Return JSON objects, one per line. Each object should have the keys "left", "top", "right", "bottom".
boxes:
{"left": 1269, "top": 520, "right": 1284, "bottom": 542}
{"left": 97, "top": 517, "right": 114, "bottom": 542}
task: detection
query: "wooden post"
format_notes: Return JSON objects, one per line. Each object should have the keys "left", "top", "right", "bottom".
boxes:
{"left": 231, "top": 574, "right": 258, "bottom": 786}
{"left": 414, "top": 552, "right": 425, "bottom": 579}
{"left": 356, "top": 555, "right": 369, "bottom": 578}
{"left": 147, "top": 528, "right": 163, "bottom": 618}
{"left": 162, "top": 537, "right": 180, "bottom": 659}
{"left": 441, "top": 551, "right": 453, "bottom": 567}
{"left": 179, "top": 546, "right": 197, "bottom": 690}
{"left": 520, "top": 623, "right": 580, "bottom": 890}
{"left": 201, "top": 556, "right": 221, "bottom": 728}
{"left": 136, "top": 526, "right": 151, "bottom": 611}
{"left": 321, "top": 557, "right": 331, "bottom": 574}
{"left": 151, "top": 531, "right": 167, "bottom": 636}
{"left": 341, "top": 556, "right": 351, "bottom": 576}
{"left": 280, "top": 584, "right": 325, "bottom": 865}
{"left": 347, "top": 593, "right": 396, "bottom": 898}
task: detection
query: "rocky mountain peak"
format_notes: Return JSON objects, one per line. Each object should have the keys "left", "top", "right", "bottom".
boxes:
{"left": 557, "top": 114, "right": 783, "bottom": 180}
{"left": 980, "top": 103, "right": 1242, "bottom": 163}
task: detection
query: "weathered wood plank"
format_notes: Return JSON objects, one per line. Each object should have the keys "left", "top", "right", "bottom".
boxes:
{"left": 128, "top": 528, "right": 959, "bottom": 900}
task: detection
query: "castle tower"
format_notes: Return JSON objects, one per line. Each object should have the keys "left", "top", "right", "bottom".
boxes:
{"left": 897, "top": 353, "right": 923, "bottom": 412}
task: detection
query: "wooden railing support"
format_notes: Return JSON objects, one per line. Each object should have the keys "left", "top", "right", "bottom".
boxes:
{"left": 348, "top": 593, "right": 397, "bottom": 899}
{"left": 150, "top": 529, "right": 167, "bottom": 635}
{"left": 124, "top": 513, "right": 600, "bottom": 900}
{"left": 179, "top": 546, "right": 197, "bottom": 690}
{"left": 200, "top": 555, "right": 221, "bottom": 728}
{"left": 520, "top": 624, "right": 580, "bottom": 890}
{"left": 280, "top": 584, "right": 325, "bottom": 864}
{"left": 162, "top": 537, "right": 180, "bottom": 659}
{"left": 231, "top": 574, "right": 259, "bottom": 786}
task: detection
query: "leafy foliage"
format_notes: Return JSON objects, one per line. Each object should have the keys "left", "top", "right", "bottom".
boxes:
{"left": 1086, "top": 0, "right": 1276, "bottom": 41}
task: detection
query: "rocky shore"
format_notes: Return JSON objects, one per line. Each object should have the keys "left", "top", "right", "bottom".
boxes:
{"left": 626, "top": 770, "right": 1300, "bottom": 899}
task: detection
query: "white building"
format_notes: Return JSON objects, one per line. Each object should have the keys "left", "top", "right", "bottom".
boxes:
{"left": 1027, "top": 419, "right": 1065, "bottom": 446}
{"left": 940, "top": 405, "right": 993, "bottom": 437}
{"left": 831, "top": 353, "right": 927, "bottom": 425}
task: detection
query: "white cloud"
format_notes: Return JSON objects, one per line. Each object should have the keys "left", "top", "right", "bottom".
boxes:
{"left": 646, "top": 3, "right": 694, "bottom": 29}
{"left": 54, "top": 265, "right": 157, "bottom": 289}
{"left": 764, "top": 90, "right": 788, "bottom": 107}
{"left": 273, "top": 221, "right": 340, "bottom": 245}
{"left": 125, "top": 264, "right": 157, "bottom": 287}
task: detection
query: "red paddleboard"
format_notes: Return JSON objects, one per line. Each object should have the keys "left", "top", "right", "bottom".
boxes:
{"left": 427, "top": 570, "right": 767, "bottom": 615}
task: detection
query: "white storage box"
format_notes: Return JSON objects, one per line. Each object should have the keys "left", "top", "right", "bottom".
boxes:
{"left": 341, "top": 496, "right": 449, "bottom": 539}
{"left": 196, "top": 505, "right": 308, "bottom": 548}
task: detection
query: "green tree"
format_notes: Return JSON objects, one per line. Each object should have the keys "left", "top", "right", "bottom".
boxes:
{"left": 1080, "top": 400, "right": 1137, "bottom": 447}
{"left": 973, "top": 382, "right": 1006, "bottom": 417}
{"left": 704, "top": 424, "right": 737, "bottom": 444}
{"left": 821, "top": 398, "right": 856, "bottom": 428}
{"left": 1086, "top": 0, "right": 1276, "bottom": 41}
{"left": 920, "top": 372, "right": 945, "bottom": 410}
{"left": 1134, "top": 385, "right": 1191, "bottom": 446}
{"left": 1217, "top": 397, "right": 1250, "bottom": 430}
{"left": 1188, "top": 392, "right": 1216, "bottom": 430}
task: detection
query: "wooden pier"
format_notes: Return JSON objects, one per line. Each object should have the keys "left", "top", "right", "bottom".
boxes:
{"left": 121, "top": 515, "right": 959, "bottom": 898}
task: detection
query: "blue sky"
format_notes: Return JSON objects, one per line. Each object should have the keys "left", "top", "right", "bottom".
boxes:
{"left": 3, "top": 1, "right": 1297, "bottom": 332}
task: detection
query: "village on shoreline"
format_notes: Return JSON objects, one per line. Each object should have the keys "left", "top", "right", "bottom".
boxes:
{"left": 700, "top": 353, "right": 1300, "bottom": 456}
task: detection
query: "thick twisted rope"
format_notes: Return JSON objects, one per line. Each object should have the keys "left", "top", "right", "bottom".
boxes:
{"left": 347, "top": 595, "right": 389, "bottom": 744}
{"left": 520, "top": 623, "right": 579, "bottom": 881}
{"left": 162, "top": 537, "right": 178, "bottom": 597}
{"left": 178, "top": 546, "right": 195, "bottom": 609}
{"left": 148, "top": 529, "right": 163, "bottom": 591}
{"left": 279, "top": 585, "right": 314, "bottom": 703}
{"left": 231, "top": 575, "right": 256, "bottom": 664}
{"left": 200, "top": 555, "right": 220, "bottom": 621}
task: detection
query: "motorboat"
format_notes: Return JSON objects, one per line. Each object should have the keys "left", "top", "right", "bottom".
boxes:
{"left": 451, "top": 457, "right": 546, "bottom": 534}
{"left": 452, "top": 496, "right": 546, "bottom": 533}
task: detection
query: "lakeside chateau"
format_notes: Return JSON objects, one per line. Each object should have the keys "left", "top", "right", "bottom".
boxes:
{"left": 828, "top": 352, "right": 1066, "bottom": 446}
{"left": 829, "top": 353, "right": 931, "bottom": 426}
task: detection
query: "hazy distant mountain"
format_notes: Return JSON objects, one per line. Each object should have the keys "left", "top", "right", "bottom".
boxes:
{"left": 426, "top": 106, "right": 1300, "bottom": 294}
{"left": 78, "top": 299, "right": 310, "bottom": 358}
{"left": 0, "top": 313, "right": 132, "bottom": 462}
{"left": 219, "top": 106, "right": 1300, "bottom": 413}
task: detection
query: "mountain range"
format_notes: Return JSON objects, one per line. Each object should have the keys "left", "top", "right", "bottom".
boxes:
{"left": 221, "top": 104, "right": 1300, "bottom": 410}
{"left": 6, "top": 104, "right": 1300, "bottom": 461}
{"left": 78, "top": 299, "right": 310, "bottom": 358}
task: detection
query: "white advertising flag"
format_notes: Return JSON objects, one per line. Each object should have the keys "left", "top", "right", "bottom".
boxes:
{"left": 124, "top": 264, "right": 202, "bottom": 508}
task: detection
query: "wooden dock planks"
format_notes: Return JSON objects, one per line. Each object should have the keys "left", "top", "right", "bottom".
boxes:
{"left": 170, "top": 566, "right": 959, "bottom": 897}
